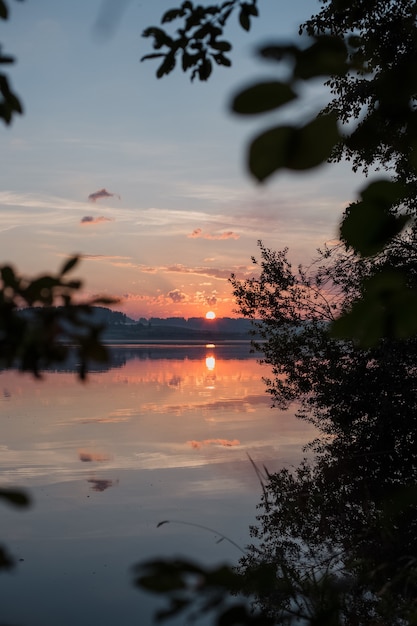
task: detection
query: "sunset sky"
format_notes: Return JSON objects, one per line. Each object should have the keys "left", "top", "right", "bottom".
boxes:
{"left": 0, "top": 0, "right": 366, "bottom": 319}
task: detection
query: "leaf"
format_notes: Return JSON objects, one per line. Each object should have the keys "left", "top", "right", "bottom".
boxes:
{"left": 59, "top": 256, "right": 79, "bottom": 276}
{"left": 340, "top": 201, "right": 410, "bottom": 257}
{"left": 231, "top": 81, "right": 297, "bottom": 115}
{"left": 286, "top": 113, "right": 340, "bottom": 170}
{"left": 210, "top": 40, "right": 232, "bottom": 52}
{"left": 340, "top": 180, "right": 410, "bottom": 256}
{"left": 198, "top": 57, "right": 212, "bottom": 81}
{"left": 0, "top": 488, "right": 31, "bottom": 508}
{"left": 295, "top": 36, "right": 348, "bottom": 79}
{"left": 212, "top": 53, "right": 231, "bottom": 67}
{"left": 248, "top": 113, "right": 339, "bottom": 181}
{"left": 239, "top": 8, "right": 250, "bottom": 31}
{"left": 142, "top": 27, "right": 173, "bottom": 50}
{"left": 156, "top": 53, "right": 176, "bottom": 78}
{"left": 331, "top": 270, "right": 417, "bottom": 345}
{"left": 0, "top": 1, "right": 8, "bottom": 20}
{"left": 248, "top": 125, "right": 294, "bottom": 182}
{"left": 141, "top": 53, "right": 165, "bottom": 62}
{"left": 161, "top": 8, "right": 185, "bottom": 24}
{"left": 360, "top": 178, "right": 408, "bottom": 208}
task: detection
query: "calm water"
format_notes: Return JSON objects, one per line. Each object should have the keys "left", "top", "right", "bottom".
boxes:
{"left": 0, "top": 343, "right": 317, "bottom": 626}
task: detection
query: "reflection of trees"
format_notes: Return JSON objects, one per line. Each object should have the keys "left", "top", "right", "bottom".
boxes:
{"left": 237, "top": 337, "right": 417, "bottom": 625}
{"left": 1, "top": 343, "right": 257, "bottom": 375}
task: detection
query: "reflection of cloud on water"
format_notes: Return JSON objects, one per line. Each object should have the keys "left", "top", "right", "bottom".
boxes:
{"left": 188, "top": 439, "right": 240, "bottom": 449}
{"left": 79, "top": 450, "right": 111, "bottom": 462}
{"left": 87, "top": 478, "right": 119, "bottom": 492}
{"left": 141, "top": 393, "right": 270, "bottom": 416}
{"left": 77, "top": 416, "right": 130, "bottom": 424}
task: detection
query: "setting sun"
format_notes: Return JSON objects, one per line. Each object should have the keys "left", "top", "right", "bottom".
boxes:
{"left": 205, "top": 311, "right": 216, "bottom": 320}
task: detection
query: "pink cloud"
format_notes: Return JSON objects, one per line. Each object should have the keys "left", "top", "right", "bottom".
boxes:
{"left": 188, "top": 228, "right": 240, "bottom": 240}
{"left": 88, "top": 188, "right": 120, "bottom": 202}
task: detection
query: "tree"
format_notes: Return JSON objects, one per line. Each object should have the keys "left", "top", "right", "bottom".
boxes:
{"left": 137, "top": 2, "right": 417, "bottom": 615}
{"left": 136, "top": 239, "right": 417, "bottom": 624}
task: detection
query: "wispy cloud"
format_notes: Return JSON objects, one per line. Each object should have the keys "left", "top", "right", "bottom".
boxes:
{"left": 81, "top": 254, "right": 131, "bottom": 261}
{"left": 80, "top": 215, "right": 114, "bottom": 225}
{"left": 188, "top": 228, "right": 240, "bottom": 240}
{"left": 141, "top": 264, "right": 233, "bottom": 280}
{"left": 187, "top": 439, "right": 240, "bottom": 449}
{"left": 88, "top": 188, "right": 120, "bottom": 202}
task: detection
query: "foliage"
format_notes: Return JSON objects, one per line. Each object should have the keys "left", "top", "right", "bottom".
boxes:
{"left": 135, "top": 239, "right": 417, "bottom": 624}
{"left": 142, "top": 0, "right": 417, "bottom": 346}
{"left": 0, "top": 257, "right": 118, "bottom": 379}
{"left": 302, "top": 0, "right": 417, "bottom": 180}
{"left": 141, "top": 0, "right": 258, "bottom": 81}
{"left": 134, "top": 558, "right": 276, "bottom": 624}
{"left": 0, "top": 0, "right": 23, "bottom": 125}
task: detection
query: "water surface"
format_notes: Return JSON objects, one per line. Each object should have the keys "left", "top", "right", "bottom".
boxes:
{"left": 0, "top": 343, "right": 317, "bottom": 625}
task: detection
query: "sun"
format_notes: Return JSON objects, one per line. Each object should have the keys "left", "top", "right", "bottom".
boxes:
{"left": 205, "top": 311, "right": 216, "bottom": 320}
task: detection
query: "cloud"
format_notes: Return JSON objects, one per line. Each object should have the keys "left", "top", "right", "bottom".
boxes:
{"left": 88, "top": 188, "right": 120, "bottom": 202}
{"left": 135, "top": 262, "right": 255, "bottom": 281}
{"left": 80, "top": 215, "right": 114, "bottom": 225}
{"left": 188, "top": 228, "right": 240, "bottom": 240}
{"left": 167, "top": 289, "right": 187, "bottom": 303}
{"left": 187, "top": 439, "right": 240, "bottom": 449}
{"left": 78, "top": 416, "right": 130, "bottom": 424}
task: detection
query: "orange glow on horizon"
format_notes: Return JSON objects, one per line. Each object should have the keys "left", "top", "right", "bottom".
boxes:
{"left": 205, "top": 311, "right": 216, "bottom": 320}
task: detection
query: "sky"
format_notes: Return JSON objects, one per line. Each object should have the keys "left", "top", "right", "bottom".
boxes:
{"left": 0, "top": 0, "right": 367, "bottom": 319}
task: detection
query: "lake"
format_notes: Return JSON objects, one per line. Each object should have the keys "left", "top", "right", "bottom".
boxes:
{"left": 0, "top": 342, "right": 317, "bottom": 626}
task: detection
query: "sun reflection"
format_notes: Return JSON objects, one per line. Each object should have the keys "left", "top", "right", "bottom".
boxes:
{"left": 205, "top": 355, "right": 216, "bottom": 371}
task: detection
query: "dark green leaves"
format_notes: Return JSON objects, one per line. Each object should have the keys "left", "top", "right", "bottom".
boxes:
{"left": 228, "top": 36, "right": 353, "bottom": 182}
{"left": 134, "top": 558, "right": 276, "bottom": 624}
{"left": 332, "top": 269, "right": 417, "bottom": 346}
{"left": 0, "top": 259, "right": 118, "bottom": 378}
{"left": 141, "top": 1, "right": 258, "bottom": 81}
{"left": 257, "top": 36, "right": 349, "bottom": 78}
{"left": 0, "top": 68, "right": 23, "bottom": 125}
{"left": 0, "top": 1, "right": 25, "bottom": 125}
{"left": 59, "top": 255, "right": 80, "bottom": 277}
{"left": 249, "top": 113, "right": 340, "bottom": 181}
{"left": 340, "top": 180, "right": 410, "bottom": 257}
{"left": 239, "top": 2, "right": 258, "bottom": 32}
{"left": 232, "top": 81, "right": 296, "bottom": 115}
{"left": 0, "top": 1, "right": 8, "bottom": 20}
